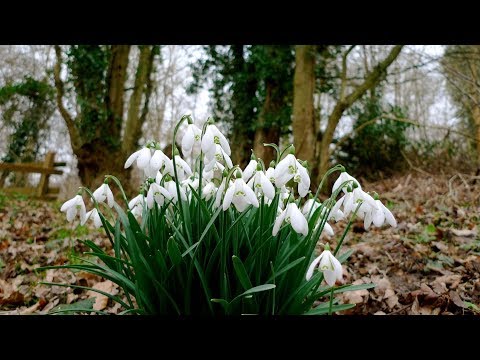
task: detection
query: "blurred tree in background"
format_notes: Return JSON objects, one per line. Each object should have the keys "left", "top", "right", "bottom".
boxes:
{"left": 292, "top": 45, "right": 404, "bottom": 181}
{"left": 0, "top": 76, "right": 55, "bottom": 186}
{"left": 54, "top": 45, "right": 160, "bottom": 189}
{"left": 442, "top": 45, "right": 480, "bottom": 164}
{"left": 335, "top": 97, "right": 411, "bottom": 178}
{"left": 189, "top": 45, "right": 294, "bottom": 166}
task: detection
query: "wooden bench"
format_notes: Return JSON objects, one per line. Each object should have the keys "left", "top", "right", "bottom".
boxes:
{"left": 0, "top": 152, "right": 65, "bottom": 199}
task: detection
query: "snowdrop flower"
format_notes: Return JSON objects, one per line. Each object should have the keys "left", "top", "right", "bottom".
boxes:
{"left": 274, "top": 153, "right": 310, "bottom": 197}
{"left": 302, "top": 198, "right": 321, "bottom": 217}
{"left": 170, "top": 155, "right": 193, "bottom": 181}
{"left": 83, "top": 208, "right": 102, "bottom": 228}
{"left": 60, "top": 194, "right": 86, "bottom": 224}
{"left": 274, "top": 154, "right": 296, "bottom": 187}
{"left": 329, "top": 198, "right": 346, "bottom": 222}
{"left": 361, "top": 198, "right": 397, "bottom": 230}
{"left": 181, "top": 122, "right": 202, "bottom": 156}
{"left": 128, "top": 194, "right": 144, "bottom": 210}
{"left": 202, "top": 182, "right": 217, "bottom": 201}
{"left": 129, "top": 195, "right": 145, "bottom": 218}
{"left": 124, "top": 147, "right": 152, "bottom": 170}
{"left": 335, "top": 187, "right": 378, "bottom": 218}
{"left": 146, "top": 182, "right": 172, "bottom": 209}
{"left": 273, "top": 202, "right": 308, "bottom": 237}
{"left": 131, "top": 204, "right": 143, "bottom": 218}
{"left": 322, "top": 222, "right": 335, "bottom": 237}
{"left": 247, "top": 168, "right": 275, "bottom": 200}
{"left": 165, "top": 179, "right": 187, "bottom": 202}
{"left": 242, "top": 157, "right": 258, "bottom": 182}
{"left": 332, "top": 171, "right": 360, "bottom": 194}
{"left": 201, "top": 123, "right": 231, "bottom": 159}
{"left": 306, "top": 246, "right": 343, "bottom": 286}
{"left": 214, "top": 176, "right": 232, "bottom": 209}
{"left": 149, "top": 149, "right": 169, "bottom": 173}
{"left": 204, "top": 158, "right": 226, "bottom": 173}
{"left": 92, "top": 183, "right": 115, "bottom": 208}
{"left": 265, "top": 165, "right": 275, "bottom": 185}
{"left": 277, "top": 186, "right": 291, "bottom": 210}
{"left": 204, "top": 144, "right": 233, "bottom": 170}
{"left": 222, "top": 172, "right": 259, "bottom": 212}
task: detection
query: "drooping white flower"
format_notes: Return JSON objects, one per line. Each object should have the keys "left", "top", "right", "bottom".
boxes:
{"left": 146, "top": 182, "right": 172, "bottom": 209}
{"left": 222, "top": 175, "right": 259, "bottom": 212}
{"left": 60, "top": 195, "right": 86, "bottom": 224}
{"left": 277, "top": 186, "right": 291, "bottom": 210}
{"left": 204, "top": 158, "right": 226, "bottom": 173}
{"left": 128, "top": 194, "right": 144, "bottom": 210}
{"left": 274, "top": 154, "right": 310, "bottom": 197}
{"left": 302, "top": 198, "right": 321, "bottom": 217}
{"left": 204, "top": 144, "right": 233, "bottom": 170}
{"left": 129, "top": 195, "right": 145, "bottom": 218}
{"left": 274, "top": 154, "right": 297, "bottom": 187}
{"left": 214, "top": 178, "right": 231, "bottom": 209}
{"left": 294, "top": 161, "right": 310, "bottom": 197}
{"left": 181, "top": 123, "right": 202, "bottom": 156}
{"left": 332, "top": 171, "right": 360, "bottom": 194}
{"left": 83, "top": 208, "right": 103, "bottom": 228}
{"left": 322, "top": 222, "right": 335, "bottom": 237}
{"left": 165, "top": 180, "right": 187, "bottom": 202}
{"left": 361, "top": 199, "right": 397, "bottom": 230}
{"left": 272, "top": 202, "right": 308, "bottom": 237}
{"left": 202, "top": 182, "right": 217, "bottom": 201}
{"left": 242, "top": 159, "right": 258, "bottom": 182}
{"left": 247, "top": 170, "right": 275, "bottom": 200}
{"left": 265, "top": 166, "right": 275, "bottom": 184}
{"left": 306, "top": 248, "right": 343, "bottom": 286}
{"left": 201, "top": 124, "right": 231, "bottom": 158}
{"left": 92, "top": 183, "right": 115, "bottom": 208}
{"left": 336, "top": 187, "right": 379, "bottom": 218}
{"left": 149, "top": 149, "right": 169, "bottom": 173}
{"left": 136, "top": 147, "right": 153, "bottom": 169}
{"left": 168, "top": 155, "right": 193, "bottom": 181}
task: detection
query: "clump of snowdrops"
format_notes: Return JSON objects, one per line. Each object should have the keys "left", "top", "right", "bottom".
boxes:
{"left": 48, "top": 115, "right": 397, "bottom": 315}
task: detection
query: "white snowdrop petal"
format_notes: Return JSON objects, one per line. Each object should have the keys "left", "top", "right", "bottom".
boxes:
{"left": 137, "top": 148, "right": 152, "bottom": 169}
{"left": 306, "top": 254, "right": 323, "bottom": 281}
{"left": 223, "top": 185, "right": 235, "bottom": 211}
{"left": 124, "top": 150, "right": 141, "bottom": 169}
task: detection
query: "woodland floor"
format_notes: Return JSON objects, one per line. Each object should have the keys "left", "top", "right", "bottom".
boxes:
{"left": 0, "top": 171, "right": 479, "bottom": 315}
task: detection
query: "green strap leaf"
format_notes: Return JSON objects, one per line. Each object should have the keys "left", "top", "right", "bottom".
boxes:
{"left": 167, "top": 237, "right": 183, "bottom": 266}
{"left": 232, "top": 255, "right": 253, "bottom": 291}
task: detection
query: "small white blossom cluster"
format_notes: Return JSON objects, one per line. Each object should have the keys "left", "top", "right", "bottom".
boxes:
{"left": 60, "top": 117, "right": 397, "bottom": 287}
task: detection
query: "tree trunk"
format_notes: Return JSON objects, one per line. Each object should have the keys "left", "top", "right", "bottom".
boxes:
{"left": 253, "top": 82, "right": 281, "bottom": 165}
{"left": 293, "top": 45, "right": 316, "bottom": 167}
{"left": 473, "top": 106, "right": 480, "bottom": 163}
{"left": 123, "top": 46, "right": 155, "bottom": 156}
{"left": 106, "top": 45, "right": 131, "bottom": 141}
{"left": 230, "top": 45, "right": 258, "bottom": 168}
{"left": 54, "top": 45, "right": 157, "bottom": 193}
{"left": 75, "top": 139, "right": 126, "bottom": 190}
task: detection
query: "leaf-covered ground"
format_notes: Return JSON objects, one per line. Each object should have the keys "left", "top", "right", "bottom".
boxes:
{"left": 0, "top": 172, "right": 479, "bottom": 315}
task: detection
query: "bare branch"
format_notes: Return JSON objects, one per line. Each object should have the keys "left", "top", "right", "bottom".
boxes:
{"left": 340, "top": 45, "right": 356, "bottom": 102}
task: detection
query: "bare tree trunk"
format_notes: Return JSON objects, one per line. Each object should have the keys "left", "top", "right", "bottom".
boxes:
{"left": 293, "top": 45, "right": 316, "bottom": 167}
{"left": 106, "top": 45, "right": 131, "bottom": 140}
{"left": 253, "top": 82, "right": 281, "bottom": 165}
{"left": 54, "top": 45, "right": 157, "bottom": 190}
{"left": 123, "top": 46, "right": 156, "bottom": 156}
{"left": 472, "top": 106, "right": 480, "bottom": 162}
